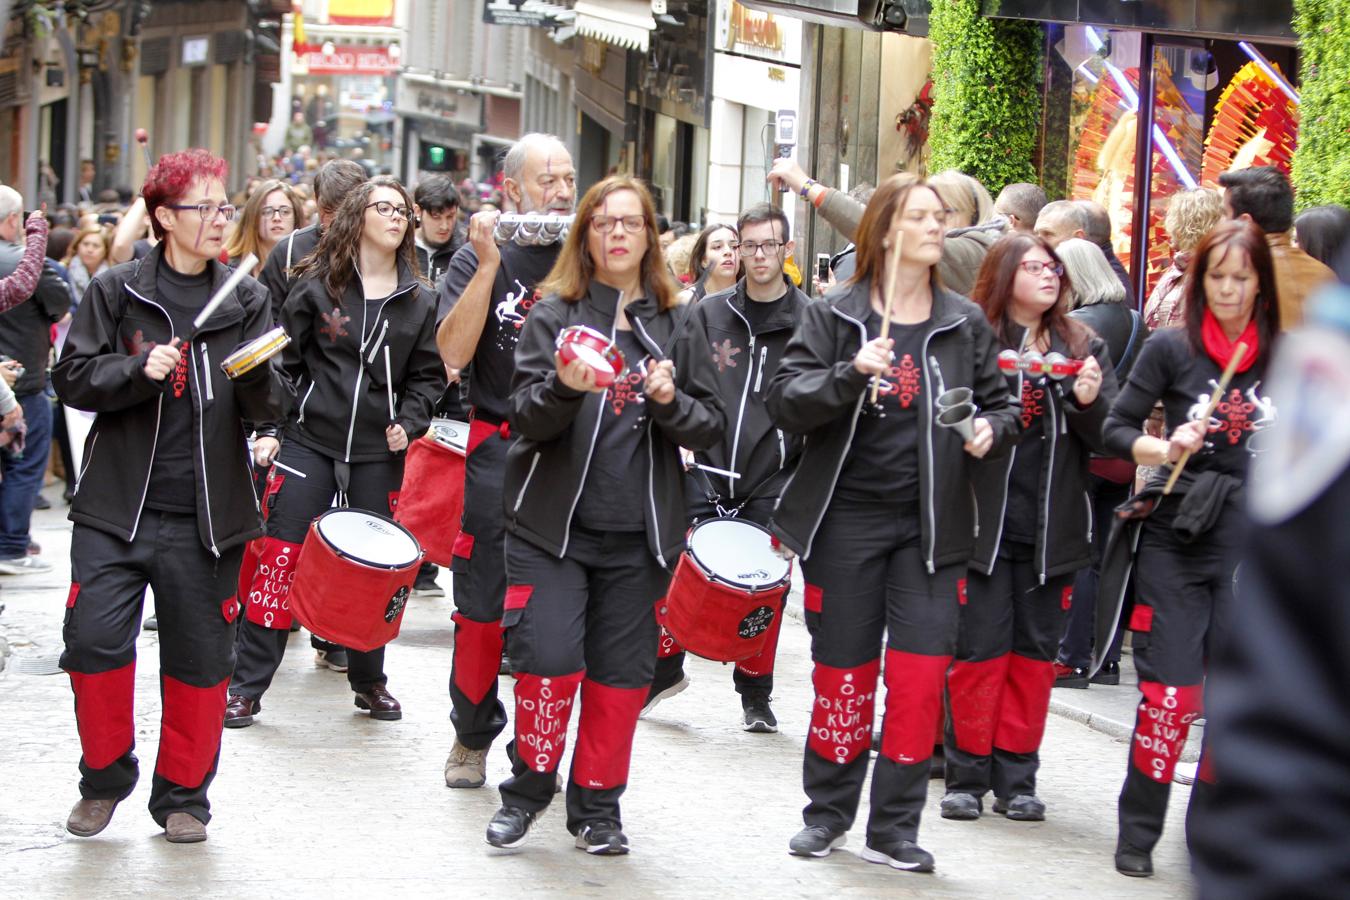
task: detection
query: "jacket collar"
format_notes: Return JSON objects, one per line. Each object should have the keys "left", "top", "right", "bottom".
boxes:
{"left": 584, "top": 280, "right": 660, "bottom": 320}
{"left": 829, "top": 275, "right": 966, "bottom": 329}
{"left": 718, "top": 275, "right": 804, "bottom": 333}
{"left": 128, "top": 243, "right": 247, "bottom": 329}
{"left": 338, "top": 257, "right": 425, "bottom": 306}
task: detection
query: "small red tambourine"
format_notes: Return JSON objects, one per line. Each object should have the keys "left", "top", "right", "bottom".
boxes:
{"left": 556, "top": 325, "right": 626, "bottom": 389}
{"left": 997, "top": 349, "right": 1083, "bottom": 381}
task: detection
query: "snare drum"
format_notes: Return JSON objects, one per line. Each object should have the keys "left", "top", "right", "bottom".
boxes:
{"left": 289, "top": 509, "right": 423, "bottom": 652}
{"left": 556, "top": 325, "right": 625, "bottom": 389}
{"left": 394, "top": 418, "right": 469, "bottom": 565}
{"left": 222, "top": 326, "right": 290, "bottom": 379}
{"left": 661, "top": 518, "right": 791, "bottom": 662}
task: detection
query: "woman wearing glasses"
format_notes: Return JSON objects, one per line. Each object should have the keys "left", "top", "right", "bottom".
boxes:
{"left": 223, "top": 179, "right": 304, "bottom": 278}
{"left": 766, "top": 173, "right": 1018, "bottom": 874}
{"left": 484, "top": 176, "right": 722, "bottom": 855}
{"left": 225, "top": 177, "right": 446, "bottom": 726}
{"left": 941, "top": 234, "right": 1116, "bottom": 825}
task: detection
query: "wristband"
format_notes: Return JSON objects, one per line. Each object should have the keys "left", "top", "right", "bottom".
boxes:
{"left": 799, "top": 179, "right": 816, "bottom": 200}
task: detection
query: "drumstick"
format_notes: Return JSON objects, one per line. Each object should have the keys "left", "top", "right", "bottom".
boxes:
{"left": 271, "top": 460, "right": 308, "bottom": 479}
{"left": 869, "top": 228, "right": 903, "bottom": 404}
{"left": 690, "top": 462, "right": 741, "bottom": 480}
{"left": 186, "top": 254, "right": 258, "bottom": 339}
{"left": 1162, "top": 341, "right": 1248, "bottom": 495}
{"left": 136, "top": 128, "right": 153, "bottom": 173}
{"left": 383, "top": 346, "right": 396, "bottom": 422}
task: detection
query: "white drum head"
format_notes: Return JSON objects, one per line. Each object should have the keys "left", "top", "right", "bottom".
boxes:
{"left": 568, "top": 343, "right": 612, "bottom": 371}
{"left": 316, "top": 510, "right": 420, "bottom": 569}
{"left": 429, "top": 418, "right": 469, "bottom": 452}
{"left": 687, "top": 518, "right": 789, "bottom": 589}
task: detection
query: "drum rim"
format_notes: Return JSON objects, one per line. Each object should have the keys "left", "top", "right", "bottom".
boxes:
{"left": 312, "top": 508, "right": 422, "bottom": 570}
{"left": 685, "top": 517, "right": 790, "bottom": 591}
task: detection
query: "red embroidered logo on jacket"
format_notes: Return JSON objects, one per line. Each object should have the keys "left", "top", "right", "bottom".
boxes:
{"left": 319, "top": 307, "right": 350, "bottom": 343}
{"left": 711, "top": 339, "right": 741, "bottom": 373}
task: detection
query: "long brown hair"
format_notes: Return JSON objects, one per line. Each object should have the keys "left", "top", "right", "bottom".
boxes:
{"left": 847, "top": 172, "right": 943, "bottom": 290}
{"left": 971, "top": 232, "right": 1091, "bottom": 357}
{"left": 291, "top": 176, "right": 425, "bottom": 301}
{"left": 224, "top": 178, "right": 303, "bottom": 267}
{"left": 1182, "top": 220, "right": 1281, "bottom": 368}
{"left": 62, "top": 224, "right": 110, "bottom": 268}
{"left": 689, "top": 222, "right": 740, "bottom": 283}
{"left": 537, "top": 176, "right": 679, "bottom": 311}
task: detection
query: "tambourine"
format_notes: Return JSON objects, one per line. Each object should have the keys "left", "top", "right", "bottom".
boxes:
{"left": 221, "top": 326, "right": 290, "bottom": 379}
{"left": 556, "top": 325, "right": 625, "bottom": 389}
{"left": 494, "top": 214, "right": 574, "bottom": 247}
{"left": 997, "top": 349, "right": 1082, "bottom": 381}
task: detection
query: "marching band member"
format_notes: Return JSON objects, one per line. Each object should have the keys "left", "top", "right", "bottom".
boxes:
{"left": 647, "top": 204, "right": 808, "bottom": 731}
{"left": 942, "top": 233, "right": 1118, "bottom": 822}
{"left": 437, "top": 134, "right": 575, "bottom": 789}
{"left": 224, "top": 176, "right": 445, "bottom": 726}
{"left": 767, "top": 173, "right": 1019, "bottom": 872}
{"left": 1102, "top": 220, "right": 1279, "bottom": 877}
{"left": 484, "top": 176, "right": 722, "bottom": 854}
{"left": 55, "top": 149, "right": 289, "bottom": 842}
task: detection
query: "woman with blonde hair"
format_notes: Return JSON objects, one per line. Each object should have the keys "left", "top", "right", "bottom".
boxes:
{"left": 62, "top": 224, "right": 112, "bottom": 301}
{"left": 223, "top": 178, "right": 304, "bottom": 277}
{"left": 1144, "top": 188, "right": 1223, "bottom": 330}
{"left": 1056, "top": 237, "right": 1128, "bottom": 308}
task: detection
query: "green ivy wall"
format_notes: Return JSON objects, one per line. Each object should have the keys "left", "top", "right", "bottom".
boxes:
{"left": 1292, "top": 0, "right": 1350, "bottom": 208}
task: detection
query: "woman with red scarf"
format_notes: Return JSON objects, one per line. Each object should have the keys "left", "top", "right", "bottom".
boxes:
{"left": 1102, "top": 220, "right": 1280, "bottom": 878}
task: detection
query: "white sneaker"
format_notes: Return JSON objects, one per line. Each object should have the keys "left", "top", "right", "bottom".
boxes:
{"left": 0, "top": 555, "right": 52, "bottom": 574}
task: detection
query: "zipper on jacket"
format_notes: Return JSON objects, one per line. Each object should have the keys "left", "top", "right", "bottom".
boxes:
{"left": 726, "top": 299, "right": 756, "bottom": 500}
{"left": 628, "top": 311, "right": 672, "bottom": 559}
{"left": 777, "top": 429, "right": 786, "bottom": 468}
{"left": 189, "top": 340, "right": 220, "bottom": 556}
{"left": 753, "top": 344, "right": 768, "bottom": 393}
{"left": 1038, "top": 386, "right": 1061, "bottom": 584}
{"left": 513, "top": 451, "right": 542, "bottom": 512}
{"left": 199, "top": 344, "right": 214, "bottom": 402}
{"left": 365, "top": 318, "right": 390, "bottom": 365}
{"left": 297, "top": 381, "right": 316, "bottom": 422}
{"left": 918, "top": 318, "right": 966, "bottom": 574}
{"left": 122, "top": 286, "right": 169, "bottom": 542}
{"left": 1084, "top": 491, "right": 1094, "bottom": 545}
{"left": 984, "top": 366, "right": 1022, "bottom": 572}
{"left": 73, "top": 431, "right": 98, "bottom": 496}
{"left": 345, "top": 288, "right": 411, "bottom": 462}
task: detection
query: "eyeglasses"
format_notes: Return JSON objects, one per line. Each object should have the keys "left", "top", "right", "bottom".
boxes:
{"left": 168, "top": 201, "right": 236, "bottom": 222}
{"left": 261, "top": 205, "right": 295, "bottom": 220}
{"left": 1019, "top": 260, "right": 1065, "bottom": 277}
{"left": 590, "top": 214, "right": 646, "bottom": 234}
{"left": 366, "top": 201, "right": 412, "bottom": 220}
{"left": 739, "top": 240, "right": 784, "bottom": 257}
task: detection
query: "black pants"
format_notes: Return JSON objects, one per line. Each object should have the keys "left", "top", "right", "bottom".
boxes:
{"left": 653, "top": 491, "right": 782, "bottom": 699}
{"left": 1118, "top": 505, "right": 1239, "bottom": 853}
{"left": 60, "top": 513, "right": 245, "bottom": 826}
{"left": 946, "top": 544, "right": 1074, "bottom": 800}
{"left": 1059, "top": 475, "right": 1131, "bottom": 668}
{"left": 498, "top": 527, "right": 669, "bottom": 834}
{"left": 230, "top": 440, "right": 401, "bottom": 700}
{"left": 448, "top": 417, "right": 512, "bottom": 750}
{"left": 798, "top": 501, "right": 960, "bottom": 845}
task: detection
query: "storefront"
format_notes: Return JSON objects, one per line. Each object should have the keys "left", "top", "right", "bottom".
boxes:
{"left": 394, "top": 75, "right": 481, "bottom": 184}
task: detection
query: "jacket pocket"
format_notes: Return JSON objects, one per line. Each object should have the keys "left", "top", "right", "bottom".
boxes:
{"left": 803, "top": 582, "right": 823, "bottom": 635}
{"left": 502, "top": 584, "right": 533, "bottom": 629}
{"left": 1128, "top": 602, "right": 1153, "bottom": 649}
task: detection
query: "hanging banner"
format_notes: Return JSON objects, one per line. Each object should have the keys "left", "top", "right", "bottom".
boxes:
{"left": 327, "top": 0, "right": 395, "bottom": 27}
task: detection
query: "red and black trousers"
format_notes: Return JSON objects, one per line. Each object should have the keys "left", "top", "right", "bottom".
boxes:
{"left": 447, "top": 415, "right": 514, "bottom": 750}
{"left": 1117, "top": 507, "right": 1237, "bottom": 854}
{"left": 945, "top": 541, "right": 1074, "bottom": 801}
{"left": 230, "top": 440, "right": 401, "bottom": 700}
{"left": 498, "top": 526, "right": 669, "bottom": 834}
{"left": 798, "top": 501, "right": 960, "bottom": 845}
{"left": 60, "top": 511, "right": 245, "bottom": 826}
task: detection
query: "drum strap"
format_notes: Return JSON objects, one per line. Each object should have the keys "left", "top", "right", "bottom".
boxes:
{"left": 333, "top": 460, "right": 351, "bottom": 507}
{"left": 692, "top": 463, "right": 781, "bottom": 521}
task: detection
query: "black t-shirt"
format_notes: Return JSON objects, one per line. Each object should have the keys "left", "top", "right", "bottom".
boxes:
{"left": 742, "top": 293, "right": 787, "bottom": 334}
{"left": 1004, "top": 373, "right": 1049, "bottom": 544}
{"left": 144, "top": 263, "right": 210, "bottom": 513}
{"left": 438, "top": 241, "right": 560, "bottom": 421}
{"left": 575, "top": 329, "right": 651, "bottom": 532}
{"left": 835, "top": 315, "right": 926, "bottom": 505}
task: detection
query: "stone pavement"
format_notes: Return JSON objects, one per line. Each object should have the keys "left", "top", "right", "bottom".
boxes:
{"left": 1, "top": 486, "right": 1195, "bottom": 898}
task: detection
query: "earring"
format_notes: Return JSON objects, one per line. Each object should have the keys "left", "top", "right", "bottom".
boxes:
{"left": 882, "top": 238, "right": 891, "bottom": 250}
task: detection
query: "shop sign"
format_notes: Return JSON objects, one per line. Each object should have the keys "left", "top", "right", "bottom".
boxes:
{"left": 581, "top": 38, "right": 607, "bottom": 77}
{"left": 296, "top": 44, "right": 397, "bottom": 76}
{"left": 483, "top": 0, "right": 569, "bottom": 28}
{"left": 716, "top": 1, "right": 802, "bottom": 65}
{"left": 327, "top": 0, "right": 394, "bottom": 27}
{"left": 413, "top": 88, "right": 459, "bottom": 120}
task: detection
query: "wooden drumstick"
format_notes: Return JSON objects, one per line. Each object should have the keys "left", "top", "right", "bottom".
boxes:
{"left": 384, "top": 346, "right": 396, "bottom": 422}
{"left": 184, "top": 253, "right": 257, "bottom": 340}
{"left": 869, "top": 228, "right": 904, "bottom": 404}
{"left": 1162, "top": 341, "right": 1248, "bottom": 495}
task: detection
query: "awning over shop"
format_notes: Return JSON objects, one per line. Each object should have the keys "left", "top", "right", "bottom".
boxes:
{"left": 573, "top": 0, "right": 657, "bottom": 52}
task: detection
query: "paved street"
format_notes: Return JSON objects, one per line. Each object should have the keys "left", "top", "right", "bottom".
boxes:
{"left": 0, "top": 487, "right": 1193, "bottom": 898}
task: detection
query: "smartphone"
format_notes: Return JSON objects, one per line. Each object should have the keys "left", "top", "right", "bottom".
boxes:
{"left": 815, "top": 253, "right": 831, "bottom": 284}
{"left": 97, "top": 214, "right": 119, "bottom": 226}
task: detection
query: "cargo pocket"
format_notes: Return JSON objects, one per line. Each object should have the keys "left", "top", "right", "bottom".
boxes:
{"left": 803, "top": 583, "right": 823, "bottom": 636}
{"left": 387, "top": 491, "right": 400, "bottom": 516}
{"left": 261, "top": 472, "right": 286, "bottom": 520}
{"left": 1128, "top": 602, "right": 1153, "bottom": 650}
{"left": 449, "top": 530, "right": 475, "bottom": 574}
{"left": 63, "top": 582, "right": 80, "bottom": 627}
{"left": 502, "top": 584, "right": 533, "bottom": 629}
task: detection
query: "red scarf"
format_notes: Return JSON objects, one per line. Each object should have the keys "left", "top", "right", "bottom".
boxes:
{"left": 1201, "top": 308, "right": 1259, "bottom": 373}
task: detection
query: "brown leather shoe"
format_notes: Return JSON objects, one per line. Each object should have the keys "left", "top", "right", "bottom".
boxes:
{"left": 223, "top": 694, "right": 259, "bottom": 729}
{"left": 164, "top": 811, "right": 207, "bottom": 844}
{"left": 66, "top": 797, "right": 121, "bottom": 837}
{"left": 353, "top": 685, "right": 402, "bottom": 720}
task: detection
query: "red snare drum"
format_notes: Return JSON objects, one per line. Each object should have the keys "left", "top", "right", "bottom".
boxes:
{"left": 661, "top": 518, "right": 791, "bottom": 662}
{"left": 394, "top": 418, "right": 469, "bottom": 565}
{"left": 290, "top": 509, "right": 423, "bottom": 652}
{"left": 556, "top": 325, "right": 625, "bottom": 388}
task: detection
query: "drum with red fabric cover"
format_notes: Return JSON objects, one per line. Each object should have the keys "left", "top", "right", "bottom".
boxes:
{"left": 290, "top": 509, "right": 423, "bottom": 652}
{"left": 660, "top": 518, "right": 790, "bottom": 662}
{"left": 393, "top": 418, "right": 469, "bottom": 565}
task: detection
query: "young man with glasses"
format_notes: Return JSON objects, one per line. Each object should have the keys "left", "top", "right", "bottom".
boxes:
{"left": 53, "top": 149, "right": 290, "bottom": 843}
{"left": 648, "top": 204, "right": 809, "bottom": 733}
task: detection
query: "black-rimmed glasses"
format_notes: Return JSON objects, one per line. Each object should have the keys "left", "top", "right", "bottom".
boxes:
{"left": 366, "top": 201, "right": 412, "bottom": 220}
{"left": 167, "top": 201, "right": 236, "bottom": 222}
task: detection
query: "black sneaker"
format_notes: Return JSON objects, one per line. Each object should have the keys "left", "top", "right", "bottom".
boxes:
{"left": 486, "top": 806, "right": 536, "bottom": 849}
{"left": 861, "top": 839, "right": 934, "bottom": 873}
{"left": 640, "top": 671, "right": 690, "bottom": 717}
{"left": 742, "top": 695, "right": 778, "bottom": 733}
{"left": 1091, "top": 661, "right": 1121, "bottom": 685}
{"left": 574, "top": 820, "right": 629, "bottom": 855}
{"left": 412, "top": 564, "right": 444, "bottom": 598}
{"left": 1114, "top": 841, "right": 1153, "bottom": 877}
{"left": 315, "top": 648, "right": 349, "bottom": 672}
{"left": 939, "top": 792, "right": 982, "bottom": 820}
{"left": 994, "top": 794, "right": 1046, "bottom": 821}
{"left": 788, "top": 824, "right": 846, "bottom": 857}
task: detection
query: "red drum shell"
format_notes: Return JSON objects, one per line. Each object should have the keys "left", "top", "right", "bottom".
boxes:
{"left": 289, "top": 512, "right": 421, "bottom": 653}
{"left": 557, "top": 325, "right": 625, "bottom": 389}
{"left": 393, "top": 433, "right": 466, "bottom": 566}
{"left": 662, "top": 552, "right": 788, "bottom": 663}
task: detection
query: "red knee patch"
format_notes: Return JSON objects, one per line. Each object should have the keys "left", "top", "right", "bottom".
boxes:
{"left": 880, "top": 650, "right": 952, "bottom": 765}
{"left": 807, "top": 659, "right": 879, "bottom": 765}
{"left": 1130, "top": 681, "right": 1203, "bottom": 784}
{"left": 244, "top": 537, "right": 298, "bottom": 630}
{"left": 1060, "top": 586, "right": 1073, "bottom": 610}
{"left": 451, "top": 612, "right": 505, "bottom": 705}
{"left": 452, "top": 530, "right": 475, "bottom": 561}
{"left": 803, "top": 583, "right": 823, "bottom": 614}
{"left": 66, "top": 583, "right": 80, "bottom": 609}
{"left": 572, "top": 680, "right": 647, "bottom": 789}
{"left": 68, "top": 662, "right": 137, "bottom": 769}
{"left": 993, "top": 654, "right": 1056, "bottom": 754}
{"left": 513, "top": 671, "right": 583, "bottom": 775}
{"left": 156, "top": 675, "right": 229, "bottom": 788}
{"left": 1129, "top": 604, "right": 1154, "bottom": 633}
{"left": 947, "top": 654, "right": 1010, "bottom": 756}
